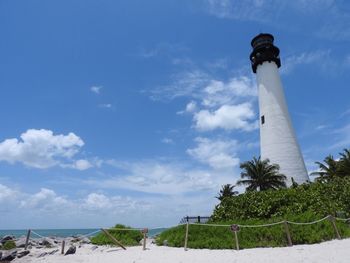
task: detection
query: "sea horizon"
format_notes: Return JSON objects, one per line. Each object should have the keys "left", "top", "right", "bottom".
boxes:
{"left": 0, "top": 228, "right": 167, "bottom": 238}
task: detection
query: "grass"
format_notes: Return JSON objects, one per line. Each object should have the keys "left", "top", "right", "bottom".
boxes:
{"left": 2, "top": 240, "right": 16, "bottom": 250}
{"left": 156, "top": 213, "right": 350, "bottom": 249}
{"left": 90, "top": 224, "right": 143, "bottom": 246}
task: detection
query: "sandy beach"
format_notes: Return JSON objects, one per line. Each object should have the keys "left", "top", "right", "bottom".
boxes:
{"left": 11, "top": 238, "right": 350, "bottom": 263}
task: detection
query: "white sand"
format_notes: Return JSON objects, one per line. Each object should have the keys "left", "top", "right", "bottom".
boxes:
{"left": 13, "top": 239, "right": 350, "bottom": 263}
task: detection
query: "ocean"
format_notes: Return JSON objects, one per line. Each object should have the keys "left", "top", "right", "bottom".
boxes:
{"left": 0, "top": 228, "right": 167, "bottom": 239}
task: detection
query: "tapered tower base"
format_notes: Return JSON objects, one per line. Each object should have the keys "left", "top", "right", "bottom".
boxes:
{"left": 257, "top": 61, "right": 309, "bottom": 185}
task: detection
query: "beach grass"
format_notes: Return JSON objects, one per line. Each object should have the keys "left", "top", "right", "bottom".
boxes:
{"left": 90, "top": 224, "right": 143, "bottom": 246}
{"left": 1, "top": 240, "right": 16, "bottom": 250}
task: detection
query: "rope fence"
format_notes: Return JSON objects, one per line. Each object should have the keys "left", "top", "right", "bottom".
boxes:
{"left": 335, "top": 217, "right": 350, "bottom": 222}
{"left": 23, "top": 225, "right": 180, "bottom": 252}
{"left": 106, "top": 228, "right": 143, "bottom": 231}
{"left": 239, "top": 220, "right": 285, "bottom": 228}
{"left": 183, "top": 215, "right": 350, "bottom": 250}
{"left": 286, "top": 215, "right": 330, "bottom": 225}
{"left": 13, "top": 215, "right": 350, "bottom": 253}
{"left": 30, "top": 230, "right": 45, "bottom": 239}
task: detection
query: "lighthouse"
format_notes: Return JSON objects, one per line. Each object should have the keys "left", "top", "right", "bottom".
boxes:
{"left": 250, "top": 33, "right": 309, "bottom": 185}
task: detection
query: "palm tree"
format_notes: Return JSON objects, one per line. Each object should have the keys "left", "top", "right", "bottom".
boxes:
{"left": 237, "top": 157, "right": 287, "bottom": 191}
{"left": 338, "top": 148, "right": 350, "bottom": 177}
{"left": 311, "top": 155, "right": 338, "bottom": 181}
{"left": 216, "top": 184, "right": 238, "bottom": 201}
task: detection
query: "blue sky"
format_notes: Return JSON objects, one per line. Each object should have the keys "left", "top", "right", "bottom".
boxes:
{"left": 1, "top": 0, "right": 350, "bottom": 229}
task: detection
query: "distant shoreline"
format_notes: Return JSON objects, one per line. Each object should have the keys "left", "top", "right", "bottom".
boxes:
{"left": 0, "top": 228, "right": 166, "bottom": 238}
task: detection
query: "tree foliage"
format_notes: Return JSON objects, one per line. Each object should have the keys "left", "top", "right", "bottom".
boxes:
{"left": 311, "top": 155, "right": 339, "bottom": 181}
{"left": 338, "top": 148, "right": 350, "bottom": 177}
{"left": 237, "top": 157, "right": 287, "bottom": 191}
{"left": 216, "top": 184, "right": 238, "bottom": 201}
{"left": 312, "top": 149, "right": 350, "bottom": 181}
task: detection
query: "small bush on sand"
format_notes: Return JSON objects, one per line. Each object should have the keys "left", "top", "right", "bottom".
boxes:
{"left": 90, "top": 224, "right": 143, "bottom": 246}
{"left": 3, "top": 240, "right": 16, "bottom": 250}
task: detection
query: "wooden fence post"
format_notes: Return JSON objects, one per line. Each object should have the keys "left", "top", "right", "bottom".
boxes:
{"left": 234, "top": 231, "right": 239, "bottom": 251}
{"left": 328, "top": 215, "right": 341, "bottom": 239}
{"left": 230, "top": 225, "right": 240, "bottom": 251}
{"left": 184, "top": 222, "right": 189, "bottom": 251}
{"left": 142, "top": 228, "right": 148, "bottom": 251}
{"left": 61, "top": 240, "right": 65, "bottom": 254}
{"left": 283, "top": 221, "right": 293, "bottom": 246}
{"left": 101, "top": 229, "right": 127, "bottom": 250}
{"left": 24, "top": 229, "right": 31, "bottom": 250}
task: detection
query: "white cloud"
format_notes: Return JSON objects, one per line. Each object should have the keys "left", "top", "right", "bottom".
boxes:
{"left": 161, "top": 138, "right": 174, "bottom": 144}
{"left": 315, "top": 125, "right": 328, "bottom": 130}
{"left": 82, "top": 193, "right": 141, "bottom": 213}
{"left": 0, "top": 184, "right": 18, "bottom": 203}
{"left": 0, "top": 183, "right": 155, "bottom": 227}
{"left": 151, "top": 66, "right": 258, "bottom": 133}
{"left": 177, "top": 101, "right": 197, "bottom": 115}
{"left": 150, "top": 70, "right": 211, "bottom": 101}
{"left": 82, "top": 193, "right": 114, "bottom": 210}
{"left": 0, "top": 129, "right": 85, "bottom": 169}
{"left": 201, "top": 77, "right": 257, "bottom": 107}
{"left": 185, "top": 101, "right": 197, "bottom": 112}
{"left": 74, "top": 159, "right": 93, "bottom": 170}
{"left": 204, "top": 0, "right": 334, "bottom": 22}
{"left": 90, "top": 86, "right": 102, "bottom": 94}
{"left": 152, "top": 70, "right": 256, "bottom": 104}
{"left": 281, "top": 50, "right": 332, "bottom": 74}
{"left": 89, "top": 160, "right": 223, "bottom": 194}
{"left": 98, "top": 103, "right": 113, "bottom": 109}
{"left": 193, "top": 103, "right": 258, "bottom": 131}
{"left": 204, "top": 0, "right": 271, "bottom": 21}
{"left": 0, "top": 183, "right": 221, "bottom": 228}
{"left": 187, "top": 137, "right": 239, "bottom": 169}
{"left": 20, "top": 188, "right": 70, "bottom": 210}
{"left": 204, "top": 0, "right": 350, "bottom": 41}
{"left": 17, "top": 188, "right": 145, "bottom": 214}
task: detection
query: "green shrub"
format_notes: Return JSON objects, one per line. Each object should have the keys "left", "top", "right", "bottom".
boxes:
{"left": 156, "top": 212, "right": 350, "bottom": 249}
{"left": 212, "top": 177, "right": 350, "bottom": 221}
{"left": 3, "top": 240, "right": 16, "bottom": 250}
{"left": 90, "top": 224, "right": 143, "bottom": 246}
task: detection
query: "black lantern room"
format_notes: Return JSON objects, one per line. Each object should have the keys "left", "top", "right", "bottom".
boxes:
{"left": 250, "top": 33, "right": 281, "bottom": 73}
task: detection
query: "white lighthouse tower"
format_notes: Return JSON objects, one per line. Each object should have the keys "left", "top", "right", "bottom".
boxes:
{"left": 250, "top": 33, "right": 309, "bottom": 185}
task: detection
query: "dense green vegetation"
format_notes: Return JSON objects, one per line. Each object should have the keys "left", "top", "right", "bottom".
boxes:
{"left": 157, "top": 148, "right": 350, "bottom": 249}
{"left": 156, "top": 212, "right": 350, "bottom": 249}
{"left": 90, "top": 224, "right": 143, "bottom": 246}
{"left": 212, "top": 177, "right": 350, "bottom": 221}
{"left": 157, "top": 178, "right": 350, "bottom": 249}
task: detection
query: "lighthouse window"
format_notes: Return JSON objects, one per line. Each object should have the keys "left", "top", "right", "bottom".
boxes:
{"left": 261, "top": 115, "right": 265, "bottom": 124}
